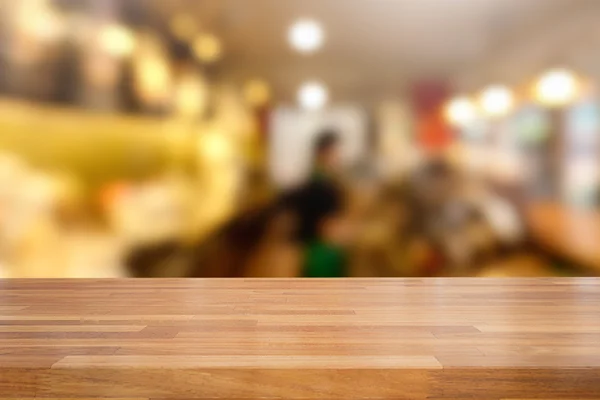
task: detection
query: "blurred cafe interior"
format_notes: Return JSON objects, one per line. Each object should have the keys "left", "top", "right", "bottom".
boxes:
{"left": 1, "top": 0, "right": 600, "bottom": 279}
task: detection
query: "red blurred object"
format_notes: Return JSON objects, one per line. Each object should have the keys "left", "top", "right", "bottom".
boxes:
{"left": 412, "top": 82, "right": 453, "bottom": 152}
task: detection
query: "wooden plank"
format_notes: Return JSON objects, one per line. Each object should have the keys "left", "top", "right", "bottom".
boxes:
{"left": 0, "top": 278, "right": 599, "bottom": 399}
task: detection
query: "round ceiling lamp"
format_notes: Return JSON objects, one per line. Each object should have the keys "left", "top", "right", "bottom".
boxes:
{"left": 445, "top": 97, "right": 477, "bottom": 127}
{"left": 298, "top": 82, "right": 328, "bottom": 111}
{"left": 479, "top": 85, "right": 514, "bottom": 117}
{"left": 288, "top": 19, "right": 324, "bottom": 54}
{"left": 534, "top": 68, "right": 579, "bottom": 107}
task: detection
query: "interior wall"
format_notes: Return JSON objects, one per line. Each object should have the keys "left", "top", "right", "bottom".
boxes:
{"left": 453, "top": 1, "right": 600, "bottom": 91}
{"left": 269, "top": 106, "right": 367, "bottom": 187}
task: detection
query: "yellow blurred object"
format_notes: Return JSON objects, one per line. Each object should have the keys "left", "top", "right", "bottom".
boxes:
{"left": 479, "top": 85, "right": 514, "bottom": 117}
{"left": 445, "top": 97, "right": 477, "bottom": 127}
{"left": 193, "top": 34, "right": 223, "bottom": 63}
{"left": 170, "top": 14, "right": 197, "bottom": 41}
{"left": 534, "top": 68, "right": 579, "bottom": 107}
{"left": 243, "top": 79, "right": 272, "bottom": 108}
{"left": 99, "top": 24, "right": 137, "bottom": 58}
{"left": 174, "top": 73, "right": 209, "bottom": 118}
{"left": 16, "top": 0, "right": 65, "bottom": 42}
{"left": 134, "top": 54, "right": 172, "bottom": 107}
{"left": 214, "top": 85, "right": 256, "bottom": 139}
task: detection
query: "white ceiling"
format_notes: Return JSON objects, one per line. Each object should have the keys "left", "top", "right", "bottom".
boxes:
{"left": 152, "top": 0, "right": 588, "bottom": 103}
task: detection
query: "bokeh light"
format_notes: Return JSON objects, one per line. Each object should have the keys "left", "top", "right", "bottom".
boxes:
{"left": 174, "top": 73, "right": 210, "bottom": 118}
{"left": 445, "top": 97, "right": 477, "bottom": 127}
{"left": 288, "top": 19, "right": 324, "bottom": 54}
{"left": 535, "top": 69, "right": 579, "bottom": 107}
{"left": 99, "top": 24, "right": 137, "bottom": 58}
{"left": 193, "top": 34, "right": 223, "bottom": 63}
{"left": 16, "top": 0, "right": 65, "bottom": 42}
{"left": 298, "top": 82, "right": 328, "bottom": 110}
{"left": 480, "top": 85, "right": 514, "bottom": 117}
{"left": 134, "top": 53, "right": 172, "bottom": 107}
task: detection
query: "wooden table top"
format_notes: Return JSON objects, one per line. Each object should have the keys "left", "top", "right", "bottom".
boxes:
{"left": 1, "top": 278, "right": 599, "bottom": 399}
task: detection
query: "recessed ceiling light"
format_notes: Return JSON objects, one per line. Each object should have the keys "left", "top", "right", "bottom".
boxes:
{"left": 298, "top": 82, "right": 328, "bottom": 110}
{"left": 445, "top": 97, "right": 477, "bottom": 127}
{"left": 480, "top": 85, "right": 514, "bottom": 117}
{"left": 288, "top": 19, "right": 324, "bottom": 54}
{"left": 535, "top": 69, "right": 578, "bottom": 107}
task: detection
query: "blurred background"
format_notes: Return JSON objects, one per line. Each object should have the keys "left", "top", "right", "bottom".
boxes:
{"left": 1, "top": 0, "right": 600, "bottom": 278}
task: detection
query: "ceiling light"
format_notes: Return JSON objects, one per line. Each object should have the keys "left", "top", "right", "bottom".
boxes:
{"left": 480, "top": 85, "right": 514, "bottom": 117}
{"left": 535, "top": 68, "right": 578, "bottom": 107}
{"left": 288, "top": 19, "right": 324, "bottom": 54}
{"left": 445, "top": 97, "right": 477, "bottom": 127}
{"left": 298, "top": 82, "right": 328, "bottom": 111}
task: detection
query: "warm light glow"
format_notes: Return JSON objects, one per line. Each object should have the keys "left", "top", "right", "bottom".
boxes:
{"left": 174, "top": 74, "right": 209, "bottom": 118}
{"left": 99, "top": 24, "right": 137, "bottom": 58}
{"left": 480, "top": 85, "right": 514, "bottom": 117}
{"left": 445, "top": 97, "right": 477, "bottom": 127}
{"left": 202, "top": 133, "right": 231, "bottom": 162}
{"left": 17, "top": 0, "right": 65, "bottom": 42}
{"left": 535, "top": 69, "right": 578, "bottom": 107}
{"left": 169, "top": 14, "right": 197, "bottom": 41}
{"left": 298, "top": 82, "right": 328, "bottom": 111}
{"left": 243, "top": 79, "right": 272, "bottom": 108}
{"left": 193, "top": 34, "right": 223, "bottom": 63}
{"left": 134, "top": 55, "right": 172, "bottom": 107}
{"left": 288, "top": 19, "right": 324, "bottom": 54}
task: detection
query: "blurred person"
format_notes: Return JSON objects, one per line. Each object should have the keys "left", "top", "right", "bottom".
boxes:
{"left": 285, "top": 129, "right": 348, "bottom": 277}
{"left": 406, "top": 158, "right": 492, "bottom": 274}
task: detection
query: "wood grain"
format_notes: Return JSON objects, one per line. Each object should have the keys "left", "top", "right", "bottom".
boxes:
{"left": 0, "top": 278, "right": 599, "bottom": 399}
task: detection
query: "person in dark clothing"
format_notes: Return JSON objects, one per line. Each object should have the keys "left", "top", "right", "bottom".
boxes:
{"left": 285, "top": 129, "right": 347, "bottom": 277}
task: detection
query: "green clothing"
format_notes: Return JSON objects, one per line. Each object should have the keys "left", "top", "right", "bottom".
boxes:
{"left": 303, "top": 241, "right": 346, "bottom": 278}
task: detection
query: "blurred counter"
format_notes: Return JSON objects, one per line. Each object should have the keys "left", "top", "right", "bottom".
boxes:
{"left": 527, "top": 202, "right": 600, "bottom": 274}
